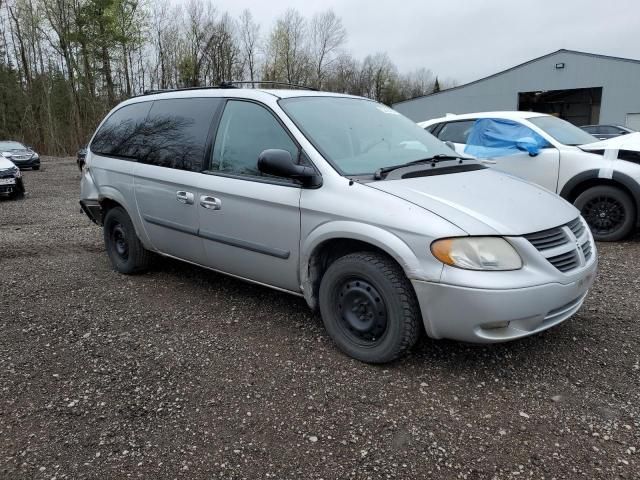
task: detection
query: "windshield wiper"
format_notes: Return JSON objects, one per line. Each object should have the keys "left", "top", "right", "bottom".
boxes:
{"left": 373, "top": 154, "right": 467, "bottom": 180}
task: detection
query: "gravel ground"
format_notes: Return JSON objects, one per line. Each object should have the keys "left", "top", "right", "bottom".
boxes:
{"left": 1, "top": 157, "right": 639, "bottom": 480}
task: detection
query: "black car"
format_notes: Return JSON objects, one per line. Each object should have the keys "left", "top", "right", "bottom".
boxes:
{"left": 0, "top": 159, "right": 25, "bottom": 199}
{"left": 580, "top": 124, "right": 635, "bottom": 140}
{"left": 0, "top": 140, "right": 40, "bottom": 169}
{"left": 77, "top": 146, "right": 87, "bottom": 171}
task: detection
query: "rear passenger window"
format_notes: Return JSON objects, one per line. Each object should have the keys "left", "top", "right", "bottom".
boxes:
{"left": 141, "top": 98, "right": 221, "bottom": 171}
{"left": 437, "top": 120, "right": 476, "bottom": 144}
{"left": 211, "top": 100, "right": 298, "bottom": 177}
{"left": 91, "top": 102, "right": 152, "bottom": 159}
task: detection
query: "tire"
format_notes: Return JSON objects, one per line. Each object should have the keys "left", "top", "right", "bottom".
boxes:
{"left": 318, "top": 252, "right": 422, "bottom": 363}
{"left": 32, "top": 165, "right": 40, "bottom": 170}
{"left": 103, "top": 206, "right": 151, "bottom": 274}
{"left": 574, "top": 185, "right": 636, "bottom": 241}
{"left": 11, "top": 179, "right": 25, "bottom": 199}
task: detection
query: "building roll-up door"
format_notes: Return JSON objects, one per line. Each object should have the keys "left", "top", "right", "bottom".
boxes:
{"left": 626, "top": 113, "right": 640, "bottom": 131}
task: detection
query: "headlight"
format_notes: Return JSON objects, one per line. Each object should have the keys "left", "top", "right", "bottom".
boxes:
{"left": 13, "top": 167, "right": 21, "bottom": 178}
{"left": 431, "top": 237, "right": 522, "bottom": 271}
{"left": 1, "top": 151, "right": 12, "bottom": 158}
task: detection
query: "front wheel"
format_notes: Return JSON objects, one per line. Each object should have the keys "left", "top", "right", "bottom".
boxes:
{"left": 103, "top": 206, "right": 151, "bottom": 274}
{"left": 574, "top": 185, "right": 636, "bottom": 241}
{"left": 318, "top": 252, "right": 422, "bottom": 363}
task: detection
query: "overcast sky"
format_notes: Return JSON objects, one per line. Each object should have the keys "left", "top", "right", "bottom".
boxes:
{"left": 210, "top": 0, "right": 640, "bottom": 84}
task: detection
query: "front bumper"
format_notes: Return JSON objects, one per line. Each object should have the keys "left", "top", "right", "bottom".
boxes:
{"left": 12, "top": 157, "right": 40, "bottom": 168}
{"left": 0, "top": 177, "right": 24, "bottom": 195}
{"left": 412, "top": 258, "right": 597, "bottom": 343}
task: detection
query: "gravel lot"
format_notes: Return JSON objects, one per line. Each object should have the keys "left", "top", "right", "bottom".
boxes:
{"left": 1, "top": 157, "right": 639, "bottom": 479}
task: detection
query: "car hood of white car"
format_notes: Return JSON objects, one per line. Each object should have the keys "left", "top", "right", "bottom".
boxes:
{"left": 0, "top": 157, "right": 17, "bottom": 170}
{"left": 368, "top": 167, "right": 578, "bottom": 236}
{"left": 581, "top": 132, "right": 640, "bottom": 152}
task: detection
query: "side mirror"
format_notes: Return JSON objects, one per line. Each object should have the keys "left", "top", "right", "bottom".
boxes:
{"left": 258, "top": 149, "right": 321, "bottom": 187}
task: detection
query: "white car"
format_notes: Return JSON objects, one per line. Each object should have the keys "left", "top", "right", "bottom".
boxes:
{"left": 420, "top": 112, "right": 640, "bottom": 241}
{"left": 0, "top": 156, "right": 24, "bottom": 199}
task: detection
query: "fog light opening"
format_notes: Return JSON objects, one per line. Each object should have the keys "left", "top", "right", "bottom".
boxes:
{"left": 483, "top": 321, "right": 510, "bottom": 330}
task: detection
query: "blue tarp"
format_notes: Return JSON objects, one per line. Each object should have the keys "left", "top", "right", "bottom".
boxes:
{"left": 464, "top": 118, "right": 549, "bottom": 158}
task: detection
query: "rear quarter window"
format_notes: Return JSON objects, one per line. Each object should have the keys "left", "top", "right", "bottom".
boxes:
{"left": 91, "top": 102, "right": 152, "bottom": 160}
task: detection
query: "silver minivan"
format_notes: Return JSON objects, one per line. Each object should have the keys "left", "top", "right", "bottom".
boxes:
{"left": 80, "top": 87, "right": 598, "bottom": 363}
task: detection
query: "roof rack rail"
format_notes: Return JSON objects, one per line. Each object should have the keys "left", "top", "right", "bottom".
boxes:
{"left": 140, "top": 81, "right": 317, "bottom": 97}
{"left": 219, "top": 81, "right": 318, "bottom": 91}
{"left": 141, "top": 85, "right": 224, "bottom": 96}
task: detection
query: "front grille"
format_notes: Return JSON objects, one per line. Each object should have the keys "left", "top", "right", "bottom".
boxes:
{"left": 567, "top": 217, "right": 585, "bottom": 239}
{"left": 547, "top": 250, "right": 580, "bottom": 272}
{"left": 11, "top": 154, "right": 31, "bottom": 161}
{"left": 524, "top": 217, "right": 593, "bottom": 273}
{"left": 581, "top": 241, "right": 592, "bottom": 261}
{"left": 523, "top": 227, "right": 567, "bottom": 250}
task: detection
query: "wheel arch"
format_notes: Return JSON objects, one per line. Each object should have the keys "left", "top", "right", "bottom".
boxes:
{"left": 560, "top": 170, "right": 640, "bottom": 226}
{"left": 97, "top": 188, "right": 153, "bottom": 249}
{"left": 300, "top": 222, "right": 424, "bottom": 310}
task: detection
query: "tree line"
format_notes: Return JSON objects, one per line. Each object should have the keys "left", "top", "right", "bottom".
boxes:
{"left": 0, "top": 0, "right": 453, "bottom": 155}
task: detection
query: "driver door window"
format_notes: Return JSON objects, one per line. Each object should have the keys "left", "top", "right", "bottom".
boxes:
{"left": 211, "top": 100, "right": 299, "bottom": 178}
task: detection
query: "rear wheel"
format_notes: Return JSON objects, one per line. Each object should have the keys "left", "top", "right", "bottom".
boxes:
{"left": 319, "top": 252, "right": 422, "bottom": 363}
{"left": 574, "top": 185, "right": 636, "bottom": 241}
{"left": 103, "top": 206, "right": 151, "bottom": 274}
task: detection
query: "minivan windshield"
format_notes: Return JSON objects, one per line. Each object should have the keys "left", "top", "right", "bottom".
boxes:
{"left": 528, "top": 116, "right": 598, "bottom": 146}
{"left": 280, "top": 97, "right": 457, "bottom": 175}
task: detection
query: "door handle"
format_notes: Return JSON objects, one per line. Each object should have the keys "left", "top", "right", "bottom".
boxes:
{"left": 200, "top": 195, "right": 222, "bottom": 210}
{"left": 480, "top": 159, "right": 497, "bottom": 165}
{"left": 176, "top": 191, "right": 194, "bottom": 204}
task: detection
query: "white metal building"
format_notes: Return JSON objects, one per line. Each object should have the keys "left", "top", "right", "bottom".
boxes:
{"left": 393, "top": 49, "right": 640, "bottom": 129}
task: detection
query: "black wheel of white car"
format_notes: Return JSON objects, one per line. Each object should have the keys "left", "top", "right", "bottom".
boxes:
{"left": 574, "top": 186, "right": 636, "bottom": 241}
{"left": 103, "top": 206, "right": 151, "bottom": 274}
{"left": 319, "top": 252, "right": 422, "bottom": 363}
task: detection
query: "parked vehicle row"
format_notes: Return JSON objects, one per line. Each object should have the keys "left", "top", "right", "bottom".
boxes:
{"left": 80, "top": 88, "right": 597, "bottom": 363}
{"left": 0, "top": 140, "right": 40, "bottom": 170}
{"left": 421, "top": 112, "right": 640, "bottom": 241}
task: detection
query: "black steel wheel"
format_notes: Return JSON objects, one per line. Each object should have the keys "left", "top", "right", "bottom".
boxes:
{"left": 111, "top": 223, "right": 129, "bottom": 261}
{"left": 335, "top": 277, "right": 388, "bottom": 345}
{"left": 319, "top": 252, "right": 422, "bottom": 363}
{"left": 574, "top": 185, "right": 636, "bottom": 241}
{"left": 103, "top": 206, "right": 151, "bottom": 274}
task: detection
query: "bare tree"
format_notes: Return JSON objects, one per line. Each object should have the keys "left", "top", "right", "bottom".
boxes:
{"left": 310, "top": 10, "right": 345, "bottom": 88}
{"left": 238, "top": 9, "right": 259, "bottom": 82}
{"left": 266, "top": 8, "right": 310, "bottom": 84}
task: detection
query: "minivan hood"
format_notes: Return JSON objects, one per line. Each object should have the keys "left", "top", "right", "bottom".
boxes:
{"left": 367, "top": 168, "right": 578, "bottom": 235}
